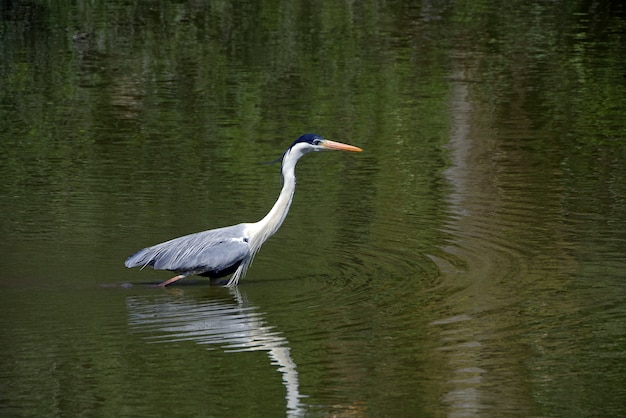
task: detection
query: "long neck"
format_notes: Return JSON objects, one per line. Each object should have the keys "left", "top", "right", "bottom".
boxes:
{"left": 251, "top": 155, "right": 298, "bottom": 249}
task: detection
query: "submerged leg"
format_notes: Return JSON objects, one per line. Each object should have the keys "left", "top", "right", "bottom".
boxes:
{"left": 157, "top": 274, "right": 186, "bottom": 287}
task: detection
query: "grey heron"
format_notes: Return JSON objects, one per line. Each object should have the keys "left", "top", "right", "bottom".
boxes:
{"left": 124, "top": 133, "right": 362, "bottom": 287}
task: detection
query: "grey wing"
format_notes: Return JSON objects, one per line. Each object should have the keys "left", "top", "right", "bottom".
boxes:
{"left": 125, "top": 224, "right": 250, "bottom": 275}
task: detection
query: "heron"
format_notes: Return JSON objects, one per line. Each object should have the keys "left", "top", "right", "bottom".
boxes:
{"left": 124, "top": 133, "right": 362, "bottom": 287}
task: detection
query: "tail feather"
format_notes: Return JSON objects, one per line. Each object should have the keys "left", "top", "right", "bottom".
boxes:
{"left": 124, "top": 248, "right": 157, "bottom": 269}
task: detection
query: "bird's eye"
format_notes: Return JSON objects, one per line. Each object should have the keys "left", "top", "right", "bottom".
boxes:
{"left": 313, "top": 139, "right": 322, "bottom": 145}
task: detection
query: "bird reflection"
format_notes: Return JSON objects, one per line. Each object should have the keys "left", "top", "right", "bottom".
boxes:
{"left": 126, "top": 288, "right": 305, "bottom": 416}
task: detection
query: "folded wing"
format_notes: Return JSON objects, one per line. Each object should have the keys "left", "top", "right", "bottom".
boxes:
{"left": 125, "top": 224, "right": 250, "bottom": 277}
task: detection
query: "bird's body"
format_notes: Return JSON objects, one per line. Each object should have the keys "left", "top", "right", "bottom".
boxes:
{"left": 124, "top": 134, "right": 362, "bottom": 287}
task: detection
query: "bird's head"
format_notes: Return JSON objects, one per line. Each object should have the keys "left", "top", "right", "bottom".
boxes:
{"left": 264, "top": 134, "right": 362, "bottom": 170}
{"left": 287, "top": 133, "right": 363, "bottom": 156}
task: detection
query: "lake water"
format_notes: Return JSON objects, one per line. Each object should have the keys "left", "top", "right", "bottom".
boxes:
{"left": 1, "top": 1, "right": 625, "bottom": 416}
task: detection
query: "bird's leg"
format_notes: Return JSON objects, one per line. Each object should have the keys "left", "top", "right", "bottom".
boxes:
{"left": 157, "top": 274, "right": 185, "bottom": 287}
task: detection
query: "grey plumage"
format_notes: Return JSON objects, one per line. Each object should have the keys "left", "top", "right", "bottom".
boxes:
{"left": 125, "top": 224, "right": 250, "bottom": 277}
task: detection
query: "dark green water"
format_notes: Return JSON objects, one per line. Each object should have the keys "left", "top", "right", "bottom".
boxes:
{"left": 1, "top": 1, "right": 625, "bottom": 416}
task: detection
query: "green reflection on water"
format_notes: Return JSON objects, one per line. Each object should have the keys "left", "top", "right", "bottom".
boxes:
{"left": 1, "top": 1, "right": 625, "bottom": 417}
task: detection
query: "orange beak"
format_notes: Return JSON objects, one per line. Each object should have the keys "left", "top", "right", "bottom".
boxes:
{"left": 320, "top": 139, "right": 363, "bottom": 152}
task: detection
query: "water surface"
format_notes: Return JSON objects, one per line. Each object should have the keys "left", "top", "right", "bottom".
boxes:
{"left": 1, "top": 1, "right": 625, "bottom": 416}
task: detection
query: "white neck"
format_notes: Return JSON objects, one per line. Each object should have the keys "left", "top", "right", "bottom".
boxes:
{"left": 227, "top": 143, "right": 315, "bottom": 286}
{"left": 249, "top": 149, "right": 299, "bottom": 253}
